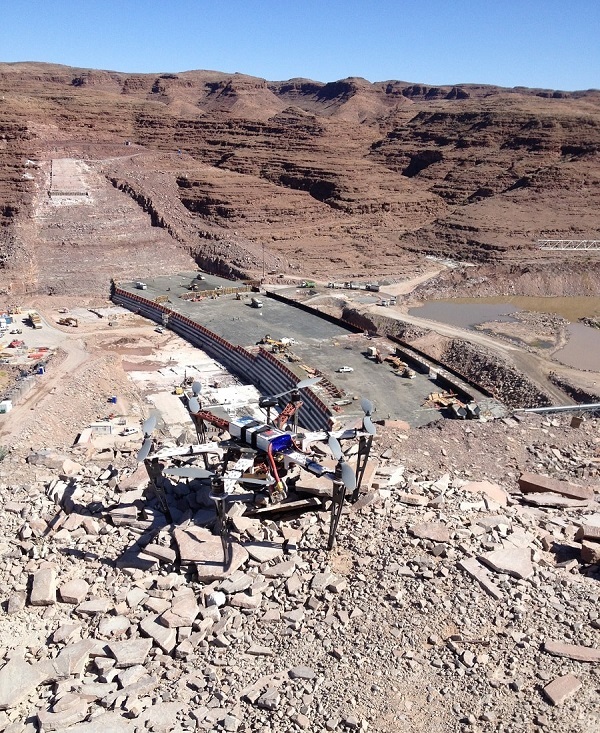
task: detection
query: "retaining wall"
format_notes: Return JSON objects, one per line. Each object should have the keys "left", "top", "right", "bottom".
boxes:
{"left": 112, "top": 288, "right": 333, "bottom": 431}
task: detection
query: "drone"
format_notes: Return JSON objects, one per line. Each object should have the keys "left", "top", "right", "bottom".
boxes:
{"left": 136, "top": 376, "right": 377, "bottom": 557}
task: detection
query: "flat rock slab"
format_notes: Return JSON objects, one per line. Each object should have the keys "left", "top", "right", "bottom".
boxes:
{"left": 519, "top": 472, "right": 594, "bottom": 501}
{"left": 410, "top": 522, "right": 451, "bottom": 543}
{"left": 244, "top": 541, "right": 284, "bottom": 563}
{"left": 479, "top": 547, "right": 534, "bottom": 579}
{"left": 175, "top": 526, "right": 249, "bottom": 582}
{"left": 108, "top": 637, "right": 153, "bottom": 668}
{"left": 160, "top": 592, "right": 200, "bottom": 628}
{"left": 576, "top": 523, "right": 600, "bottom": 541}
{"left": 37, "top": 699, "right": 88, "bottom": 731}
{"left": 59, "top": 578, "right": 89, "bottom": 605}
{"left": 462, "top": 480, "right": 509, "bottom": 506}
{"left": 98, "top": 615, "right": 130, "bottom": 638}
{"left": 289, "top": 666, "right": 316, "bottom": 680}
{"left": 30, "top": 565, "right": 57, "bottom": 606}
{"left": 543, "top": 674, "right": 582, "bottom": 705}
{"left": 76, "top": 598, "right": 111, "bottom": 615}
{"left": 457, "top": 558, "right": 504, "bottom": 601}
{"left": 138, "top": 701, "right": 182, "bottom": 731}
{"left": 521, "top": 492, "right": 591, "bottom": 508}
{"left": 0, "top": 656, "right": 49, "bottom": 709}
{"left": 581, "top": 540, "right": 600, "bottom": 564}
{"left": 544, "top": 641, "right": 600, "bottom": 662}
{"left": 140, "top": 615, "right": 177, "bottom": 654}
{"left": 60, "top": 712, "right": 137, "bottom": 732}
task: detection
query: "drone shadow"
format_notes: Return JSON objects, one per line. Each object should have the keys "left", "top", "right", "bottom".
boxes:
{"left": 54, "top": 473, "right": 220, "bottom": 574}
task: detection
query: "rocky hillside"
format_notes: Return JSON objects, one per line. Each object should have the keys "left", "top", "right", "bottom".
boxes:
{"left": 0, "top": 63, "right": 599, "bottom": 292}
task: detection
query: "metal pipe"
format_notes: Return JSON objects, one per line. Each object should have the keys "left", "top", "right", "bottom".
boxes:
{"left": 514, "top": 403, "right": 600, "bottom": 415}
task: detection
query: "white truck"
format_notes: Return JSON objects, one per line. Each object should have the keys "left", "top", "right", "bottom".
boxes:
{"left": 251, "top": 297, "right": 263, "bottom": 308}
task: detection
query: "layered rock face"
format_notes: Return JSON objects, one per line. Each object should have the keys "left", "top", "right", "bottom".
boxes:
{"left": 0, "top": 63, "right": 599, "bottom": 293}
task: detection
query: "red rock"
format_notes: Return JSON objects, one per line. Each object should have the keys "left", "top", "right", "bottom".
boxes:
{"left": 543, "top": 674, "right": 581, "bottom": 706}
{"left": 410, "top": 522, "right": 450, "bottom": 543}
{"left": 519, "top": 472, "right": 593, "bottom": 501}
{"left": 544, "top": 641, "right": 600, "bottom": 662}
{"left": 580, "top": 540, "right": 600, "bottom": 564}
{"left": 575, "top": 524, "right": 600, "bottom": 542}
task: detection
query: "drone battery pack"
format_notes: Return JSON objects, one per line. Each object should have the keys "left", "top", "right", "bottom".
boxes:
{"left": 229, "top": 416, "right": 293, "bottom": 453}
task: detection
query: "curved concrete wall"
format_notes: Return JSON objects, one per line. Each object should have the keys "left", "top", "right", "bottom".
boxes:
{"left": 113, "top": 288, "right": 333, "bottom": 431}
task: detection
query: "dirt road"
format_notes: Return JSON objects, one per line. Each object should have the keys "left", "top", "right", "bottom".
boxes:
{"left": 0, "top": 314, "right": 157, "bottom": 446}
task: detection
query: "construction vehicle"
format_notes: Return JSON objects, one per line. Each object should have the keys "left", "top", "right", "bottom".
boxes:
{"left": 58, "top": 317, "right": 78, "bottom": 327}
{"left": 258, "top": 335, "right": 291, "bottom": 353}
{"left": 385, "top": 355, "right": 407, "bottom": 370}
{"left": 301, "top": 280, "right": 316, "bottom": 288}
{"left": 135, "top": 281, "right": 148, "bottom": 290}
{"left": 28, "top": 312, "right": 42, "bottom": 329}
{"left": 251, "top": 297, "right": 263, "bottom": 308}
{"left": 366, "top": 346, "right": 384, "bottom": 363}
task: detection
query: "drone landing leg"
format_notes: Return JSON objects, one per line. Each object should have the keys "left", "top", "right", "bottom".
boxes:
{"left": 327, "top": 479, "right": 347, "bottom": 551}
{"left": 352, "top": 435, "right": 373, "bottom": 503}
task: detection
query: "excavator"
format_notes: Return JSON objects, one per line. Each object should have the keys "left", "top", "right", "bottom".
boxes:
{"left": 58, "top": 317, "right": 78, "bottom": 327}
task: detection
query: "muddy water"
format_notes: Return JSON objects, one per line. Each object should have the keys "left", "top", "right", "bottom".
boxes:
{"left": 409, "top": 296, "right": 600, "bottom": 371}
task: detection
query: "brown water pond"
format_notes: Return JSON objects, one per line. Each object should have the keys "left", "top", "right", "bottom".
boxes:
{"left": 409, "top": 297, "right": 600, "bottom": 371}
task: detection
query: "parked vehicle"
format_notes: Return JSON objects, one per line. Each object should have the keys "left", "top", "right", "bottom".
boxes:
{"left": 337, "top": 366, "right": 354, "bottom": 373}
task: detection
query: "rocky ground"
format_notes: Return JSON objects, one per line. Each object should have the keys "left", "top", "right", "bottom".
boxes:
{"left": 0, "top": 405, "right": 599, "bottom": 732}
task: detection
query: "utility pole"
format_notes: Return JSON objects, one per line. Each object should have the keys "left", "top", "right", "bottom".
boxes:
{"left": 262, "top": 243, "right": 265, "bottom": 280}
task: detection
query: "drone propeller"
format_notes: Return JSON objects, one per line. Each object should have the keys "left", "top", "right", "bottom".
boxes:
{"left": 270, "top": 376, "right": 322, "bottom": 400}
{"left": 137, "top": 414, "right": 158, "bottom": 462}
{"left": 362, "top": 415, "right": 376, "bottom": 436}
{"left": 163, "top": 466, "right": 214, "bottom": 480}
{"left": 341, "top": 461, "right": 357, "bottom": 492}
{"left": 328, "top": 435, "right": 343, "bottom": 461}
{"left": 137, "top": 437, "right": 153, "bottom": 463}
{"left": 188, "top": 395, "right": 200, "bottom": 414}
{"left": 360, "top": 397, "right": 374, "bottom": 416}
{"left": 142, "top": 415, "right": 157, "bottom": 436}
{"left": 192, "top": 381, "right": 202, "bottom": 396}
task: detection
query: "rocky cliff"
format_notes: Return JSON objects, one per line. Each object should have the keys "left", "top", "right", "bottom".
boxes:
{"left": 0, "top": 63, "right": 598, "bottom": 292}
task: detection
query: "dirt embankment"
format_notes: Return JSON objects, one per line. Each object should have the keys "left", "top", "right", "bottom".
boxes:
{"left": 436, "top": 340, "right": 552, "bottom": 408}
{"left": 408, "top": 261, "right": 600, "bottom": 303}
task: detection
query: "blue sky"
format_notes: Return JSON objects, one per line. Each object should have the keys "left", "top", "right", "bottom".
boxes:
{"left": 2, "top": 0, "right": 599, "bottom": 90}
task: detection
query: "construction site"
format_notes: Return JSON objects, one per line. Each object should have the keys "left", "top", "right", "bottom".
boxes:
{"left": 0, "top": 61, "right": 599, "bottom": 733}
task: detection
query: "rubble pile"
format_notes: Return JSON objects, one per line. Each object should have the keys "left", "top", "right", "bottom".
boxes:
{"left": 0, "top": 415, "right": 598, "bottom": 731}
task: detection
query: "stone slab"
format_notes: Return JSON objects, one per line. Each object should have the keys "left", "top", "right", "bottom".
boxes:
{"left": 37, "top": 699, "right": 88, "bottom": 731}
{"left": 30, "top": 565, "right": 57, "bottom": 606}
{"left": 108, "top": 637, "right": 153, "bottom": 668}
{"left": 410, "top": 522, "right": 450, "bottom": 543}
{"left": 519, "top": 472, "right": 594, "bottom": 501}
{"left": 59, "top": 578, "right": 89, "bottom": 605}
{"left": 479, "top": 547, "right": 534, "bottom": 579}
{"left": 140, "top": 615, "right": 177, "bottom": 653}
{"left": 544, "top": 641, "right": 600, "bottom": 662}
{"left": 458, "top": 557, "right": 504, "bottom": 601}
{"left": 462, "top": 480, "right": 509, "bottom": 506}
{"left": 0, "top": 656, "right": 48, "bottom": 710}
{"left": 543, "top": 674, "right": 582, "bottom": 705}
